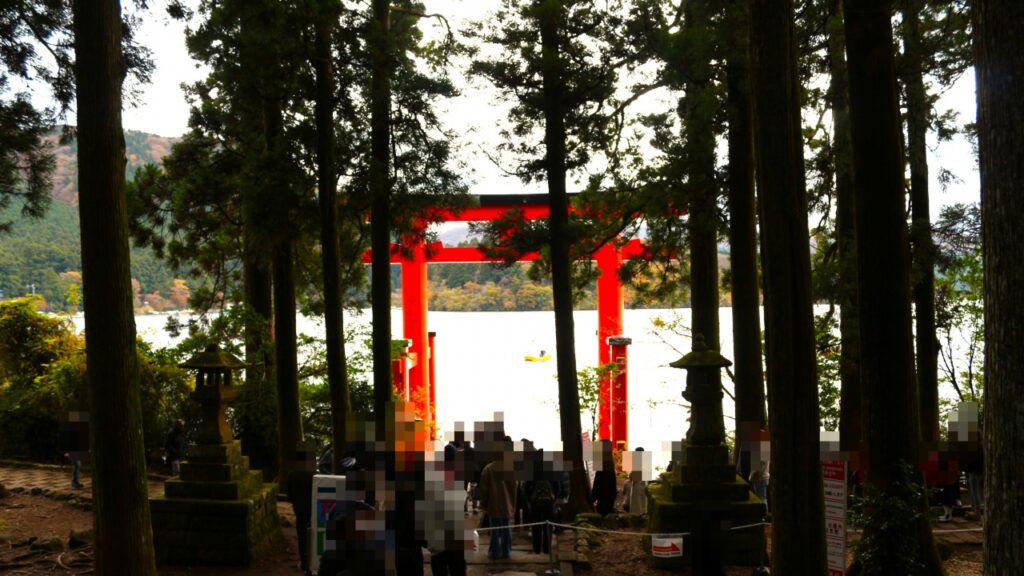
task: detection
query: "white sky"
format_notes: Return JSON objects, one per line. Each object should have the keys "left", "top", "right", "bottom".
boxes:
{"left": 118, "top": 0, "right": 980, "bottom": 219}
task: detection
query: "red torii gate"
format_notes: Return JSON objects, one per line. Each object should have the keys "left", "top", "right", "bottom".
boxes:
{"left": 373, "top": 194, "right": 644, "bottom": 447}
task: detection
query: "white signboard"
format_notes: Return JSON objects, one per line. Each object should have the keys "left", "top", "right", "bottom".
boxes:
{"left": 310, "top": 474, "right": 345, "bottom": 575}
{"left": 651, "top": 535, "right": 683, "bottom": 558}
{"left": 822, "top": 460, "right": 847, "bottom": 576}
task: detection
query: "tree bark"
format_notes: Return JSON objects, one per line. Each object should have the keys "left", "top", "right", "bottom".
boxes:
{"left": 901, "top": 0, "right": 940, "bottom": 444}
{"left": 974, "top": 1, "right": 1024, "bottom": 572}
{"left": 239, "top": 0, "right": 277, "bottom": 477}
{"left": 370, "top": 0, "right": 393, "bottom": 421}
{"left": 273, "top": 240, "right": 302, "bottom": 479}
{"left": 749, "top": 0, "right": 827, "bottom": 572}
{"left": 538, "top": 0, "right": 591, "bottom": 516}
{"left": 72, "top": 1, "right": 157, "bottom": 572}
{"left": 843, "top": 0, "right": 943, "bottom": 572}
{"left": 725, "top": 0, "right": 766, "bottom": 472}
{"left": 682, "top": 0, "right": 725, "bottom": 448}
{"left": 684, "top": 0, "right": 721, "bottom": 353}
{"left": 826, "top": 0, "right": 863, "bottom": 454}
{"left": 256, "top": 3, "right": 302, "bottom": 482}
{"left": 314, "top": 0, "right": 349, "bottom": 473}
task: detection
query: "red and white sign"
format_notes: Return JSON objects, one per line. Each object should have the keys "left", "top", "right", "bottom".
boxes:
{"left": 651, "top": 535, "right": 683, "bottom": 558}
{"left": 823, "top": 460, "right": 847, "bottom": 576}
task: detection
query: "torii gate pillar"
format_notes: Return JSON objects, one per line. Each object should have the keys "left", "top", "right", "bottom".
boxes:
{"left": 401, "top": 241, "right": 431, "bottom": 432}
{"left": 596, "top": 243, "right": 629, "bottom": 447}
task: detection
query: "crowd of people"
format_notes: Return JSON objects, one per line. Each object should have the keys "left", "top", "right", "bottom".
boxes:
{"left": 300, "top": 405, "right": 658, "bottom": 576}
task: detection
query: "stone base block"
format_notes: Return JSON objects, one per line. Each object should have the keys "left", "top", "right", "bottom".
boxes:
{"left": 150, "top": 484, "right": 280, "bottom": 565}
{"left": 164, "top": 470, "right": 264, "bottom": 500}
{"left": 647, "top": 480, "right": 767, "bottom": 568}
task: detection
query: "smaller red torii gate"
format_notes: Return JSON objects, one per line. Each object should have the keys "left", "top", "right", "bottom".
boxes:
{"left": 370, "top": 194, "right": 645, "bottom": 447}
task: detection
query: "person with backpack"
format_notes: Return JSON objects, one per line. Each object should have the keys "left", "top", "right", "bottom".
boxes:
{"left": 524, "top": 448, "right": 558, "bottom": 554}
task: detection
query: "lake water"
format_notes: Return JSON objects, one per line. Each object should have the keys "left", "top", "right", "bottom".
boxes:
{"left": 76, "top": 308, "right": 730, "bottom": 468}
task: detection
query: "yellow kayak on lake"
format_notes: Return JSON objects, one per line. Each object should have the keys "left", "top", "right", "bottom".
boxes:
{"left": 524, "top": 351, "right": 551, "bottom": 362}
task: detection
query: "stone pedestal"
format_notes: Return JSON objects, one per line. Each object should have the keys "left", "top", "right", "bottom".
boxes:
{"left": 646, "top": 338, "right": 766, "bottom": 571}
{"left": 648, "top": 444, "right": 766, "bottom": 569}
{"left": 151, "top": 440, "right": 280, "bottom": 565}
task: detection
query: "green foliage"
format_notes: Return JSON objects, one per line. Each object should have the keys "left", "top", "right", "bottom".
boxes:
{"left": 848, "top": 461, "right": 931, "bottom": 575}
{"left": 0, "top": 298, "right": 78, "bottom": 390}
{"left": 295, "top": 319, "right": 375, "bottom": 445}
{"left": 0, "top": 198, "right": 182, "bottom": 311}
{"left": 0, "top": 3, "right": 67, "bottom": 234}
{"left": 0, "top": 299, "right": 194, "bottom": 461}
{"left": 933, "top": 203, "right": 984, "bottom": 403}
{"left": 813, "top": 308, "right": 841, "bottom": 431}
{"left": 573, "top": 363, "right": 617, "bottom": 438}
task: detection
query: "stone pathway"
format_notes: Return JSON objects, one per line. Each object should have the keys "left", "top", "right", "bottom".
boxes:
{"left": 0, "top": 462, "right": 166, "bottom": 499}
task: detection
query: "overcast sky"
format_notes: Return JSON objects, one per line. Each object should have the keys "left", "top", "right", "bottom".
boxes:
{"left": 118, "top": 0, "right": 980, "bottom": 218}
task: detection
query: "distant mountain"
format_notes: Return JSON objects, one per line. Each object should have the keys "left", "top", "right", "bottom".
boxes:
{"left": 45, "top": 129, "right": 178, "bottom": 206}
{"left": 0, "top": 130, "right": 182, "bottom": 310}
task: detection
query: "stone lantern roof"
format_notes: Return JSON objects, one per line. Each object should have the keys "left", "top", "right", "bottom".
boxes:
{"left": 179, "top": 345, "right": 245, "bottom": 370}
{"left": 669, "top": 335, "right": 732, "bottom": 369}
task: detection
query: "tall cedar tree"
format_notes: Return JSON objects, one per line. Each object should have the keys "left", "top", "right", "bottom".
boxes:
{"left": 974, "top": 0, "right": 1024, "bottom": 571}
{"left": 683, "top": 2, "right": 723, "bottom": 438}
{"left": 749, "top": 0, "right": 827, "bottom": 572}
{"left": 369, "top": 0, "right": 392, "bottom": 419}
{"left": 313, "top": 0, "right": 350, "bottom": 474}
{"left": 471, "top": 0, "right": 629, "bottom": 514}
{"left": 825, "top": 0, "right": 862, "bottom": 453}
{"left": 538, "top": 0, "right": 588, "bottom": 516}
{"left": 140, "top": 1, "right": 465, "bottom": 441}
{"left": 842, "top": 0, "right": 944, "bottom": 572}
{"left": 724, "top": 0, "right": 766, "bottom": 464}
{"left": 251, "top": 2, "right": 304, "bottom": 483}
{"left": 901, "top": 0, "right": 939, "bottom": 443}
{"left": 72, "top": 0, "right": 157, "bottom": 572}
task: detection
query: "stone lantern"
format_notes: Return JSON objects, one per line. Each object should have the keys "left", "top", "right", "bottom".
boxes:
{"left": 150, "top": 344, "right": 279, "bottom": 566}
{"left": 646, "top": 334, "right": 765, "bottom": 572}
{"left": 670, "top": 335, "right": 730, "bottom": 447}
{"left": 180, "top": 345, "right": 244, "bottom": 445}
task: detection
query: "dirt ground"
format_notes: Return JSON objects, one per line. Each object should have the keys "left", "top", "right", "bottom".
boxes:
{"left": 0, "top": 491, "right": 303, "bottom": 575}
{"left": 1, "top": 491, "right": 983, "bottom": 576}
{"left": 579, "top": 524, "right": 984, "bottom": 576}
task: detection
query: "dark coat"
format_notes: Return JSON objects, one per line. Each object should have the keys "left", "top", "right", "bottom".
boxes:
{"left": 164, "top": 427, "right": 187, "bottom": 461}
{"left": 591, "top": 470, "right": 618, "bottom": 516}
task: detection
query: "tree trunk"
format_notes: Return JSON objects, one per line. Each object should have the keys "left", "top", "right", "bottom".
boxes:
{"left": 314, "top": 0, "right": 349, "bottom": 473}
{"left": 234, "top": 0, "right": 277, "bottom": 476}
{"left": 242, "top": 254, "right": 275, "bottom": 474}
{"left": 72, "top": 1, "right": 157, "bottom": 572}
{"left": 273, "top": 240, "right": 302, "bottom": 479}
{"left": 749, "top": 0, "right": 827, "bottom": 572}
{"left": 826, "top": 0, "right": 862, "bottom": 454}
{"left": 901, "top": 0, "right": 940, "bottom": 444}
{"left": 843, "top": 0, "right": 943, "bottom": 572}
{"left": 257, "top": 5, "right": 302, "bottom": 481}
{"left": 370, "top": 0, "right": 393, "bottom": 420}
{"left": 974, "top": 1, "right": 1024, "bottom": 572}
{"left": 725, "top": 0, "right": 766, "bottom": 474}
{"left": 684, "top": 0, "right": 721, "bottom": 353}
{"left": 538, "top": 0, "right": 590, "bottom": 517}
{"left": 683, "top": 0, "right": 725, "bottom": 448}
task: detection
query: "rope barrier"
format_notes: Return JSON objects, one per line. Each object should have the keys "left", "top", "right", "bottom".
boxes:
{"left": 473, "top": 519, "right": 770, "bottom": 537}
{"left": 472, "top": 518, "right": 977, "bottom": 537}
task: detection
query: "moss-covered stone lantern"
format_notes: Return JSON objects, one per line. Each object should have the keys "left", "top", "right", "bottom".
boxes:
{"left": 181, "top": 345, "right": 244, "bottom": 445}
{"left": 646, "top": 334, "right": 765, "bottom": 572}
{"left": 670, "top": 335, "right": 730, "bottom": 447}
{"left": 150, "top": 344, "right": 279, "bottom": 566}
